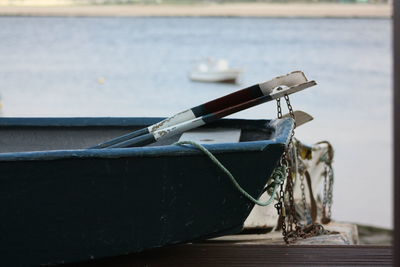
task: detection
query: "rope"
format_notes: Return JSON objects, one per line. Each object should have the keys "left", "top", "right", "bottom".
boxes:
{"left": 174, "top": 140, "right": 287, "bottom": 206}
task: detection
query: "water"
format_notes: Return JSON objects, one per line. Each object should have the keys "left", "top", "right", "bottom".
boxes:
{"left": 0, "top": 17, "right": 392, "bottom": 228}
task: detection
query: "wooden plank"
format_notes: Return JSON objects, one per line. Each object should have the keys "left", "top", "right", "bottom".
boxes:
{"left": 211, "top": 222, "right": 359, "bottom": 245}
{"left": 394, "top": 1, "right": 400, "bottom": 266}
{"left": 67, "top": 223, "right": 394, "bottom": 266}
{"left": 71, "top": 244, "right": 392, "bottom": 267}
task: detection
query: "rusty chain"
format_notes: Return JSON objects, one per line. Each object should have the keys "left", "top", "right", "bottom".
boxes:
{"left": 327, "top": 167, "right": 334, "bottom": 219}
{"left": 275, "top": 93, "right": 329, "bottom": 244}
{"left": 299, "top": 171, "right": 310, "bottom": 223}
{"left": 275, "top": 94, "right": 299, "bottom": 243}
{"left": 322, "top": 161, "right": 334, "bottom": 224}
{"left": 322, "top": 166, "right": 329, "bottom": 223}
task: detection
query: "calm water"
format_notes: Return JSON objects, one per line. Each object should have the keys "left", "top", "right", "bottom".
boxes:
{"left": 0, "top": 17, "right": 392, "bottom": 228}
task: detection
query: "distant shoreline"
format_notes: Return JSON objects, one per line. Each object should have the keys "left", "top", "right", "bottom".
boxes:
{"left": 0, "top": 3, "right": 392, "bottom": 18}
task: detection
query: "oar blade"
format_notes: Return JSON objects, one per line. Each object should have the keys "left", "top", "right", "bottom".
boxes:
{"left": 282, "top": 110, "right": 314, "bottom": 127}
{"left": 269, "top": 81, "right": 317, "bottom": 100}
{"left": 258, "top": 71, "right": 309, "bottom": 95}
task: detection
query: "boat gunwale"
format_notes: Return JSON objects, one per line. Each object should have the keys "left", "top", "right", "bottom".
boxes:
{"left": 0, "top": 117, "right": 167, "bottom": 127}
{"left": 0, "top": 117, "right": 294, "bottom": 162}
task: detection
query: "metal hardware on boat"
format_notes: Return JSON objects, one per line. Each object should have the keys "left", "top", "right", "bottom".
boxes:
{"left": 272, "top": 92, "right": 335, "bottom": 244}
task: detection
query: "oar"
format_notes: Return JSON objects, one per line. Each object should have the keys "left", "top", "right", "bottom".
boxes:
{"left": 90, "top": 71, "right": 309, "bottom": 149}
{"left": 107, "top": 81, "right": 316, "bottom": 148}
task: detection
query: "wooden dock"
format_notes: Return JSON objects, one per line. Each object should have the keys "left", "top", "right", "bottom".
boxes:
{"left": 72, "top": 244, "right": 392, "bottom": 267}
{"left": 70, "top": 223, "right": 393, "bottom": 266}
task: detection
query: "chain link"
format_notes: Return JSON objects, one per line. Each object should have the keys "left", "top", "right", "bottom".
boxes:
{"left": 286, "top": 170, "right": 298, "bottom": 234}
{"left": 275, "top": 182, "right": 288, "bottom": 243}
{"left": 284, "top": 95, "right": 296, "bottom": 152}
{"left": 276, "top": 98, "right": 282, "bottom": 119}
{"left": 295, "top": 146, "right": 311, "bottom": 224}
{"left": 322, "top": 163, "right": 334, "bottom": 224}
{"left": 322, "top": 166, "right": 329, "bottom": 223}
{"left": 284, "top": 94, "right": 296, "bottom": 129}
{"left": 299, "top": 172, "right": 310, "bottom": 222}
{"left": 327, "top": 167, "right": 334, "bottom": 218}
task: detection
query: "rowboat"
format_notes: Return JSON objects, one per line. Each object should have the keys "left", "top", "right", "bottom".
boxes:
{"left": 189, "top": 58, "right": 242, "bottom": 83}
{"left": 0, "top": 116, "right": 293, "bottom": 266}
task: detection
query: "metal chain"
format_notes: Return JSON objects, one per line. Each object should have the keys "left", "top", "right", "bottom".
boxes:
{"left": 277, "top": 98, "right": 282, "bottom": 118}
{"left": 275, "top": 94, "right": 329, "bottom": 243}
{"left": 327, "top": 167, "right": 334, "bottom": 218}
{"left": 286, "top": 170, "right": 299, "bottom": 235}
{"left": 275, "top": 182, "right": 287, "bottom": 243}
{"left": 284, "top": 94, "right": 296, "bottom": 129}
{"left": 295, "top": 146, "right": 311, "bottom": 224}
{"left": 299, "top": 171, "right": 310, "bottom": 222}
{"left": 283, "top": 95, "right": 301, "bottom": 239}
{"left": 285, "top": 96, "right": 296, "bottom": 148}
{"left": 275, "top": 95, "right": 300, "bottom": 243}
{"left": 317, "top": 141, "right": 335, "bottom": 225}
{"left": 321, "top": 165, "right": 330, "bottom": 223}
{"left": 322, "top": 163, "right": 334, "bottom": 223}
{"left": 274, "top": 97, "right": 289, "bottom": 243}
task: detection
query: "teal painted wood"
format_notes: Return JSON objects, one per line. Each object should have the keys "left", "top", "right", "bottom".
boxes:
{"left": 0, "top": 117, "right": 293, "bottom": 266}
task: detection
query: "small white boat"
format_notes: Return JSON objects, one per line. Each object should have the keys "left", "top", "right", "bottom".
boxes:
{"left": 189, "top": 58, "right": 242, "bottom": 83}
{"left": 0, "top": 93, "right": 3, "bottom": 116}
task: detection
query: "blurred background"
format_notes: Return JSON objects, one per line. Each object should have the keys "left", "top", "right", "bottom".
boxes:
{"left": 0, "top": 0, "right": 392, "bottom": 230}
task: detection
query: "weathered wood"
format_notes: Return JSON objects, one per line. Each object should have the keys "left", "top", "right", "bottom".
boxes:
{"left": 71, "top": 244, "right": 392, "bottom": 267}
{"left": 282, "top": 110, "right": 313, "bottom": 127}
{"left": 210, "top": 222, "right": 358, "bottom": 245}
{"left": 394, "top": 1, "right": 400, "bottom": 266}
{"left": 66, "top": 223, "right": 393, "bottom": 266}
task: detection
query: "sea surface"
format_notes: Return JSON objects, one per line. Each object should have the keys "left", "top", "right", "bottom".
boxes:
{"left": 0, "top": 17, "right": 392, "bottom": 228}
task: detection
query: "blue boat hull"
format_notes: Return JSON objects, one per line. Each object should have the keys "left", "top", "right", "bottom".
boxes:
{"left": 0, "top": 117, "right": 293, "bottom": 265}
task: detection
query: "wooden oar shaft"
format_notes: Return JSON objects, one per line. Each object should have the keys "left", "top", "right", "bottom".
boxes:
{"left": 108, "top": 81, "right": 316, "bottom": 148}
{"left": 90, "top": 71, "right": 308, "bottom": 149}
{"left": 148, "top": 71, "right": 307, "bottom": 133}
{"left": 108, "top": 96, "right": 269, "bottom": 148}
{"left": 89, "top": 128, "right": 149, "bottom": 149}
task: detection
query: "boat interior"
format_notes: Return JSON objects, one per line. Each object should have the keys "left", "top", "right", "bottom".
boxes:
{"left": 0, "top": 118, "right": 275, "bottom": 153}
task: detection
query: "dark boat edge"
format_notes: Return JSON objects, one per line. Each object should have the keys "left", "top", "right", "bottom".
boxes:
{"left": 0, "top": 117, "right": 294, "bottom": 265}
{"left": 0, "top": 117, "right": 294, "bottom": 162}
